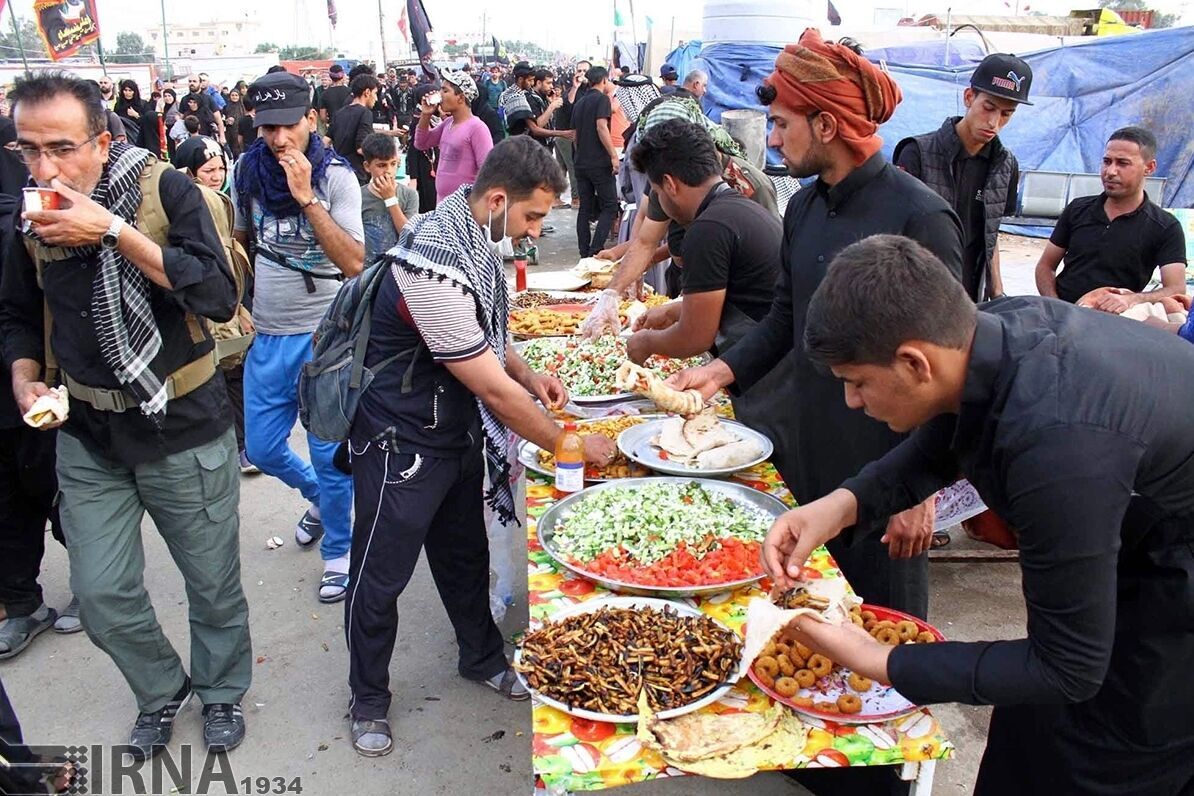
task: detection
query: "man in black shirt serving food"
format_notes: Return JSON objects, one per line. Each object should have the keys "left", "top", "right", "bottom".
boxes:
{"left": 767, "top": 234, "right": 1194, "bottom": 796}
{"left": 1036, "top": 126, "right": 1186, "bottom": 310}
{"left": 668, "top": 30, "right": 964, "bottom": 625}
{"left": 623, "top": 119, "right": 795, "bottom": 453}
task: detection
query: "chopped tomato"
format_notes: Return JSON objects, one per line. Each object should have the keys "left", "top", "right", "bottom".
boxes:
{"left": 658, "top": 451, "right": 669, "bottom": 460}
{"left": 575, "top": 537, "right": 764, "bottom": 588}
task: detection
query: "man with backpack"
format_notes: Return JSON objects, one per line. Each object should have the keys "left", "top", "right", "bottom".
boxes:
{"left": 334, "top": 137, "right": 614, "bottom": 757}
{"left": 232, "top": 70, "right": 364, "bottom": 604}
{"left": 0, "top": 72, "right": 251, "bottom": 758}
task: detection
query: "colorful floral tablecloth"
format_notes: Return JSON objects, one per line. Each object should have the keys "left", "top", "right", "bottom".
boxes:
{"left": 525, "top": 463, "right": 955, "bottom": 792}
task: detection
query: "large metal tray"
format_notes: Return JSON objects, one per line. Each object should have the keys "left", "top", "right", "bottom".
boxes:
{"left": 514, "top": 596, "right": 743, "bottom": 723}
{"left": 536, "top": 477, "right": 788, "bottom": 598}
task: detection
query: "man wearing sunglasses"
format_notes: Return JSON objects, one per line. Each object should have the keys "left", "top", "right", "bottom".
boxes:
{"left": 0, "top": 71, "right": 251, "bottom": 759}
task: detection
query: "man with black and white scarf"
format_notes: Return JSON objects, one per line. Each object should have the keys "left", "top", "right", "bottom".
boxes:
{"left": 342, "top": 136, "right": 615, "bottom": 757}
{"left": 0, "top": 72, "right": 252, "bottom": 758}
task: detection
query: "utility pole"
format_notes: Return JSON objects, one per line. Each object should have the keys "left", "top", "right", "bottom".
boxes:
{"left": 377, "top": 0, "right": 388, "bottom": 68}
{"left": 7, "top": 4, "right": 29, "bottom": 76}
{"left": 160, "top": 0, "right": 171, "bottom": 79}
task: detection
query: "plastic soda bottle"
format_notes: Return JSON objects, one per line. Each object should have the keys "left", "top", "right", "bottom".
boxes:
{"left": 554, "top": 423, "right": 585, "bottom": 495}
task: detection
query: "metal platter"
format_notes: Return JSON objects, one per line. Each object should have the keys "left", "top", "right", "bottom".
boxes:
{"left": 617, "top": 417, "right": 774, "bottom": 478}
{"left": 514, "top": 596, "right": 743, "bottom": 723}
{"left": 536, "top": 477, "right": 788, "bottom": 598}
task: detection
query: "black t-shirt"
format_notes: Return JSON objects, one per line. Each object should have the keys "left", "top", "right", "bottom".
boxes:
{"left": 896, "top": 140, "right": 1018, "bottom": 298}
{"left": 237, "top": 115, "right": 255, "bottom": 148}
{"left": 680, "top": 183, "right": 782, "bottom": 323}
{"left": 571, "top": 90, "right": 612, "bottom": 169}
{"left": 1051, "top": 193, "right": 1187, "bottom": 303}
{"left": 320, "top": 84, "right": 351, "bottom": 120}
{"left": 526, "top": 91, "right": 553, "bottom": 149}
{"left": 329, "top": 103, "right": 373, "bottom": 184}
{"left": 558, "top": 82, "right": 591, "bottom": 129}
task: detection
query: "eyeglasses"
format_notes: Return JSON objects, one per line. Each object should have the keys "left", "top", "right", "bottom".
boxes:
{"left": 16, "top": 134, "right": 100, "bottom": 165}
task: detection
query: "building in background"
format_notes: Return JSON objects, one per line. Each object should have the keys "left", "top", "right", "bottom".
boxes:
{"left": 145, "top": 16, "right": 262, "bottom": 58}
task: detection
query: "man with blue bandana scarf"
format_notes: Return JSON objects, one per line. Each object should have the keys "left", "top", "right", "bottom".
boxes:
{"left": 232, "top": 71, "right": 365, "bottom": 604}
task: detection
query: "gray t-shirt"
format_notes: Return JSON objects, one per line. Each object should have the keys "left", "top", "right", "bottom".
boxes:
{"left": 361, "top": 182, "right": 420, "bottom": 263}
{"left": 232, "top": 160, "right": 365, "bottom": 335}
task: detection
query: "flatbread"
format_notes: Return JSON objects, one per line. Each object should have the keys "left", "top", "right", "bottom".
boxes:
{"left": 742, "top": 580, "right": 861, "bottom": 667}
{"left": 655, "top": 416, "right": 697, "bottom": 460}
{"left": 697, "top": 439, "right": 763, "bottom": 469}
{"left": 682, "top": 410, "right": 738, "bottom": 454}
{"left": 21, "top": 386, "right": 69, "bottom": 428}
{"left": 636, "top": 692, "right": 809, "bottom": 778}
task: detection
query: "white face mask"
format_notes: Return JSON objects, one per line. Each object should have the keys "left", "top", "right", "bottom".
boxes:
{"left": 481, "top": 197, "right": 510, "bottom": 256}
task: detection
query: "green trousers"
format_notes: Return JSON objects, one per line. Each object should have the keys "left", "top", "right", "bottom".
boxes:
{"left": 56, "top": 428, "right": 252, "bottom": 713}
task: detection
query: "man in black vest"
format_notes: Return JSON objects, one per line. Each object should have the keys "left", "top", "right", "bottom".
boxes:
{"left": 895, "top": 54, "right": 1031, "bottom": 302}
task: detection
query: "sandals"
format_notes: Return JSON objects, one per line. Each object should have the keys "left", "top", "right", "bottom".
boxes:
{"left": 483, "top": 666, "right": 530, "bottom": 702}
{"left": 295, "top": 510, "right": 325, "bottom": 549}
{"left": 0, "top": 607, "right": 58, "bottom": 660}
{"left": 351, "top": 718, "right": 393, "bottom": 757}
{"left": 318, "top": 571, "right": 350, "bottom": 604}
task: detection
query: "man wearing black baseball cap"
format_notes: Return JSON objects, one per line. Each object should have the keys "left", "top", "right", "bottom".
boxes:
{"left": 895, "top": 53, "right": 1033, "bottom": 305}
{"left": 232, "top": 70, "right": 364, "bottom": 604}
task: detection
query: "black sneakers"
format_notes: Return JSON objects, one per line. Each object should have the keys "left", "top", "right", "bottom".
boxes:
{"left": 128, "top": 677, "right": 191, "bottom": 761}
{"left": 203, "top": 703, "right": 246, "bottom": 753}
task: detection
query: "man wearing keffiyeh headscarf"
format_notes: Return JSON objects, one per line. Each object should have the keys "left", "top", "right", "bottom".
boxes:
{"left": 341, "top": 136, "right": 615, "bottom": 756}
{"left": 0, "top": 71, "right": 252, "bottom": 756}
{"left": 667, "top": 40, "right": 964, "bottom": 784}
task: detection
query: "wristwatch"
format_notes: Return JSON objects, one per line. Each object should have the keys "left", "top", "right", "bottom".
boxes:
{"left": 101, "top": 216, "right": 125, "bottom": 249}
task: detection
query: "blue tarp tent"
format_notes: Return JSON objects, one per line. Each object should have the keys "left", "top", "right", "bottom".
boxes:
{"left": 697, "top": 27, "right": 1194, "bottom": 208}
{"left": 662, "top": 40, "right": 703, "bottom": 83}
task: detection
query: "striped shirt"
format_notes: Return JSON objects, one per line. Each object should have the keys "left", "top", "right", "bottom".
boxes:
{"left": 390, "top": 265, "right": 487, "bottom": 361}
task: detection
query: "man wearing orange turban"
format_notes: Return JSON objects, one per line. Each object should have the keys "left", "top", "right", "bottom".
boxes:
{"left": 765, "top": 28, "right": 902, "bottom": 166}
{"left": 669, "top": 33, "right": 965, "bottom": 734}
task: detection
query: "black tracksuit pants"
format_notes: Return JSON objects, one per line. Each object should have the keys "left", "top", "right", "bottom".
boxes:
{"left": 344, "top": 438, "right": 506, "bottom": 721}
{"left": 0, "top": 426, "right": 63, "bottom": 618}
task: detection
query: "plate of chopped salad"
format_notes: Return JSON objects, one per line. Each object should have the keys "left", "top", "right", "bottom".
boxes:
{"left": 537, "top": 478, "right": 787, "bottom": 597}
{"left": 516, "top": 337, "right": 705, "bottom": 403}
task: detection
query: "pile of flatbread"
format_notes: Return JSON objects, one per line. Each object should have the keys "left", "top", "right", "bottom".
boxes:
{"left": 636, "top": 694, "right": 809, "bottom": 778}
{"left": 651, "top": 410, "right": 764, "bottom": 470}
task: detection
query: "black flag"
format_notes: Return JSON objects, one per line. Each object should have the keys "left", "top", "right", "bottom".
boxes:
{"left": 407, "top": 0, "right": 434, "bottom": 75}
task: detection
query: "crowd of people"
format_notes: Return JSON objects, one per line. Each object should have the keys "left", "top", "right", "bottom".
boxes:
{"left": 0, "top": 28, "right": 1189, "bottom": 796}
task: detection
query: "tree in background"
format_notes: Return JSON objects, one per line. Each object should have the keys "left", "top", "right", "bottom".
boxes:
{"left": 110, "top": 31, "right": 150, "bottom": 64}
{"left": 255, "top": 42, "right": 279, "bottom": 53}
{"left": 0, "top": 17, "right": 39, "bottom": 63}
{"left": 1099, "top": 0, "right": 1177, "bottom": 28}
{"left": 277, "top": 45, "right": 333, "bottom": 60}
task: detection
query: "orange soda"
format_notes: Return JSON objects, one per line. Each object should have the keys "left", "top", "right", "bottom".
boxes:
{"left": 553, "top": 422, "right": 585, "bottom": 495}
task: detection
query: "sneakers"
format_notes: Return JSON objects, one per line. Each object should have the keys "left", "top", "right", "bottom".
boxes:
{"left": 295, "top": 509, "right": 324, "bottom": 549}
{"left": 239, "top": 450, "right": 260, "bottom": 475}
{"left": 203, "top": 703, "right": 246, "bottom": 753}
{"left": 54, "top": 595, "right": 82, "bottom": 634}
{"left": 128, "top": 677, "right": 191, "bottom": 761}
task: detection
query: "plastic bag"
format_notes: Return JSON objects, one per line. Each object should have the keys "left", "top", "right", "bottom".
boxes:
{"left": 487, "top": 431, "right": 526, "bottom": 623}
{"left": 580, "top": 288, "right": 621, "bottom": 338}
